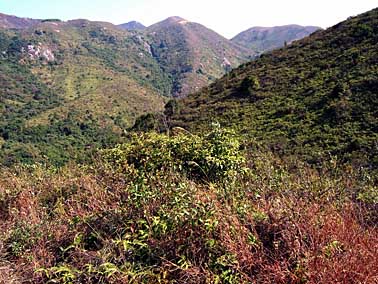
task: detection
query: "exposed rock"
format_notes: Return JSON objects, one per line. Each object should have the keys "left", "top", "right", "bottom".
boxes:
{"left": 25, "top": 43, "right": 55, "bottom": 62}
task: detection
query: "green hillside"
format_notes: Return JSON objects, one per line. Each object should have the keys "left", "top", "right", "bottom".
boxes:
{"left": 168, "top": 8, "right": 378, "bottom": 168}
{"left": 0, "top": 19, "right": 171, "bottom": 165}
{"left": 0, "top": 14, "right": 253, "bottom": 166}
{"left": 0, "top": 14, "right": 328, "bottom": 168}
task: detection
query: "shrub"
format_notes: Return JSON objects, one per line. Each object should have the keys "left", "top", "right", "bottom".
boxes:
{"left": 104, "top": 124, "right": 247, "bottom": 182}
{"left": 240, "top": 76, "right": 260, "bottom": 93}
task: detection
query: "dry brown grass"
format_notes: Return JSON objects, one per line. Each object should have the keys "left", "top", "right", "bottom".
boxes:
{"left": 0, "top": 262, "right": 20, "bottom": 284}
{"left": 0, "top": 151, "right": 377, "bottom": 283}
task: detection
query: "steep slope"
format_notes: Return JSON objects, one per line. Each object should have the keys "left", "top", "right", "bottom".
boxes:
{"left": 0, "top": 17, "right": 170, "bottom": 165}
{"left": 168, "top": 8, "right": 378, "bottom": 167}
{"left": 232, "top": 25, "right": 320, "bottom": 53}
{"left": 145, "top": 16, "right": 253, "bottom": 97}
{"left": 118, "top": 21, "right": 146, "bottom": 31}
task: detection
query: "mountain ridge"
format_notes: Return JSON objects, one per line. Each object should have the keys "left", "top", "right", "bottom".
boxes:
{"left": 232, "top": 24, "right": 321, "bottom": 53}
{"left": 0, "top": 12, "right": 41, "bottom": 29}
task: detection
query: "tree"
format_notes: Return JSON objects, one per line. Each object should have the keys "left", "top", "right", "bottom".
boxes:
{"left": 239, "top": 76, "right": 260, "bottom": 98}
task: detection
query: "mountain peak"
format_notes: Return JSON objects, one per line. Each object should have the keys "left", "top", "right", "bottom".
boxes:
{"left": 118, "top": 20, "right": 146, "bottom": 31}
{"left": 145, "top": 16, "right": 252, "bottom": 97}
{"left": 147, "top": 16, "right": 192, "bottom": 30}
{"left": 165, "top": 16, "right": 187, "bottom": 22}
{"left": 158, "top": 16, "right": 192, "bottom": 25}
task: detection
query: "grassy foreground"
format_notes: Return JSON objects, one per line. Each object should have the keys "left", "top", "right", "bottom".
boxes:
{"left": 0, "top": 127, "right": 377, "bottom": 283}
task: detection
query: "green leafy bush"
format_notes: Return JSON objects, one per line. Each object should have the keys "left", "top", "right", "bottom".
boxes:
{"left": 104, "top": 124, "right": 247, "bottom": 182}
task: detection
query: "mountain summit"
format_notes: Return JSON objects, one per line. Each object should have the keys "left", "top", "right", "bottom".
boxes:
{"left": 146, "top": 16, "right": 252, "bottom": 97}
{"left": 164, "top": 16, "right": 187, "bottom": 23}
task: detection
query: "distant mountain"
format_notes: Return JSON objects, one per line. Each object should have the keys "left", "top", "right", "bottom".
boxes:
{"left": 118, "top": 21, "right": 146, "bottom": 31}
{"left": 0, "top": 12, "right": 41, "bottom": 29}
{"left": 168, "top": 8, "right": 378, "bottom": 168}
{"left": 232, "top": 24, "right": 321, "bottom": 53}
{"left": 145, "top": 16, "right": 253, "bottom": 97}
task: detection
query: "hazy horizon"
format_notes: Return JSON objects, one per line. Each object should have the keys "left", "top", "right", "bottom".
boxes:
{"left": 0, "top": 0, "right": 377, "bottom": 38}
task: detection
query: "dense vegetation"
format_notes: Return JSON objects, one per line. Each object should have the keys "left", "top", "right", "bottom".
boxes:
{"left": 168, "top": 8, "right": 378, "bottom": 170}
{"left": 0, "top": 20, "right": 170, "bottom": 166}
{"left": 1, "top": 127, "right": 377, "bottom": 283}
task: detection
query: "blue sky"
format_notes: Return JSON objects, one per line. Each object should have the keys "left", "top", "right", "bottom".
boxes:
{"left": 0, "top": 0, "right": 377, "bottom": 38}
